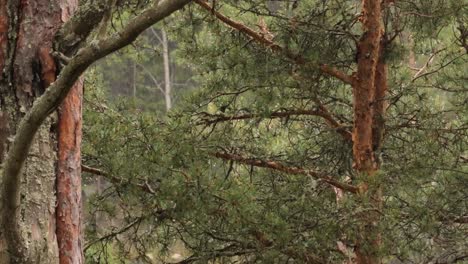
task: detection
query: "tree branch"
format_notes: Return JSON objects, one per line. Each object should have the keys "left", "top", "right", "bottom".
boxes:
{"left": 194, "top": 0, "right": 281, "bottom": 51}
{"left": 83, "top": 208, "right": 171, "bottom": 252}
{"left": 319, "top": 64, "right": 355, "bottom": 85}
{"left": 213, "top": 152, "right": 358, "bottom": 193}
{"left": 313, "top": 101, "right": 353, "bottom": 141}
{"left": 84, "top": 218, "right": 143, "bottom": 252}
{"left": 176, "top": 248, "right": 256, "bottom": 264}
{"left": 198, "top": 108, "right": 352, "bottom": 141}
{"left": 194, "top": 0, "right": 353, "bottom": 85}
{"left": 82, "top": 164, "right": 158, "bottom": 194}
{"left": 54, "top": 1, "right": 107, "bottom": 56}
{"left": 411, "top": 48, "right": 444, "bottom": 82}
{"left": 1, "top": 0, "right": 192, "bottom": 260}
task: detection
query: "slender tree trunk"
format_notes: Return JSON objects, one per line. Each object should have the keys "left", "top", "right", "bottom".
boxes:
{"left": 56, "top": 78, "right": 83, "bottom": 264}
{"left": 352, "top": 0, "right": 386, "bottom": 263}
{"left": 55, "top": 2, "right": 83, "bottom": 263}
{"left": 0, "top": 0, "right": 81, "bottom": 263}
{"left": 161, "top": 29, "right": 172, "bottom": 111}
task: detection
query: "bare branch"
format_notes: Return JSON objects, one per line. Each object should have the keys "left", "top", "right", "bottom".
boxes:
{"left": 84, "top": 218, "right": 142, "bottom": 252}
{"left": 136, "top": 63, "right": 166, "bottom": 95}
{"left": 82, "top": 165, "right": 157, "bottom": 194}
{"left": 198, "top": 108, "right": 352, "bottom": 141}
{"left": 411, "top": 49, "right": 443, "bottom": 81}
{"left": 175, "top": 249, "right": 256, "bottom": 264}
{"left": 213, "top": 152, "right": 358, "bottom": 193}
{"left": 83, "top": 208, "right": 171, "bottom": 252}
{"left": 319, "top": 64, "right": 355, "bottom": 85}
{"left": 199, "top": 109, "right": 322, "bottom": 123}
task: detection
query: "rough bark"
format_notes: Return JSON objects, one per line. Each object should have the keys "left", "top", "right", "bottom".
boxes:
{"left": 133, "top": 61, "right": 137, "bottom": 99}
{"left": 0, "top": 1, "right": 64, "bottom": 263}
{"left": 372, "top": 38, "right": 388, "bottom": 157}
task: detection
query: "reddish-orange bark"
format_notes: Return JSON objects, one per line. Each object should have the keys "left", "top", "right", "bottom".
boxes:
{"left": 56, "top": 78, "right": 83, "bottom": 264}
{"left": 372, "top": 39, "right": 388, "bottom": 154}
{"left": 38, "top": 47, "right": 57, "bottom": 88}
{"left": 352, "top": 0, "right": 386, "bottom": 263}
{"left": 55, "top": 1, "right": 83, "bottom": 263}
{"left": 353, "top": 0, "right": 383, "bottom": 174}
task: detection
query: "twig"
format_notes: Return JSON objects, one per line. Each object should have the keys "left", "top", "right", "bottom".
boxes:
{"left": 81, "top": 164, "right": 157, "bottom": 194}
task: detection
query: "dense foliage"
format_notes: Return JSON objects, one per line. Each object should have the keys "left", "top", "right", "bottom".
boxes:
{"left": 82, "top": 1, "right": 467, "bottom": 263}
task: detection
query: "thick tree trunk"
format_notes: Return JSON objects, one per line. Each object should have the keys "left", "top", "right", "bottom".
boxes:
{"left": 0, "top": 0, "right": 80, "bottom": 263}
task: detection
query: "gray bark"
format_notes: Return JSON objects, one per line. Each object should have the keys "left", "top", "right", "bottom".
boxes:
{"left": 0, "top": 1, "right": 64, "bottom": 262}
{"left": 162, "top": 29, "right": 172, "bottom": 111}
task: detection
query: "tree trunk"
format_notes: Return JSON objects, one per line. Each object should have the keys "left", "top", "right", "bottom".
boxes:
{"left": 352, "top": 0, "right": 386, "bottom": 263}
{"left": 0, "top": 0, "right": 80, "bottom": 263}
{"left": 56, "top": 78, "right": 83, "bottom": 264}
{"left": 161, "top": 29, "right": 172, "bottom": 111}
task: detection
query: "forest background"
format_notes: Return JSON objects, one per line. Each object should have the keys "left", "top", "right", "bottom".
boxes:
{"left": 0, "top": 0, "right": 466, "bottom": 264}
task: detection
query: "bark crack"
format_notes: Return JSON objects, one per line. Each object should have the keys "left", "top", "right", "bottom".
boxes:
{"left": 4, "top": 0, "right": 20, "bottom": 86}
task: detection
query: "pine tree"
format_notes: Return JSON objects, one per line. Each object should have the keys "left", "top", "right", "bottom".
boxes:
{"left": 83, "top": 0, "right": 467, "bottom": 263}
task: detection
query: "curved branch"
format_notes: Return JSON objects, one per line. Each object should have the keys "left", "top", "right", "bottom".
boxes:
{"left": 55, "top": 1, "right": 107, "bottom": 56}
{"left": 81, "top": 164, "right": 157, "bottom": 194}
{"left": 1, "top": 0, "right": 192, "bottom": 261}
